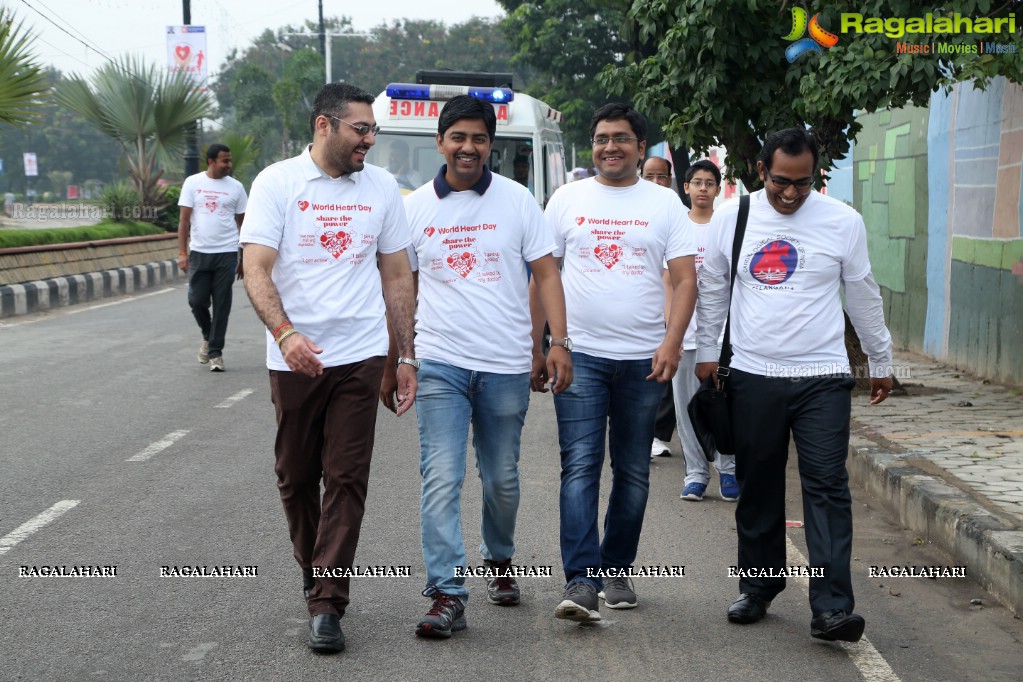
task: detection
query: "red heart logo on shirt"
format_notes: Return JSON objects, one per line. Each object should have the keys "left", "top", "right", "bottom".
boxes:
{"left": 446, "top": 251, "right": 477, "bottom": 278}
{"left": 575, "top": 216, "right": 585, "bottom": 226}
{"left": 594, "top": 243, "right": 622, "bottom": 269}
{"left": 424, "top": 226, "right": 435, "bottom": 237}
{"left": 320, "top": 231, "right": 353, "bottom": 259}
{"left": 298, "top": 200, "right": 310, "bottom": 211}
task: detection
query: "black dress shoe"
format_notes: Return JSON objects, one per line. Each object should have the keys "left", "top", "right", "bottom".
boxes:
{"left": 727, "top": 593, "right": 771, "bottom": 624}
{"left": 811, "top": 609, "right": 865, "bottom": 642}
{"left": 308, "top": 613, "right": 345, "bottom": 652}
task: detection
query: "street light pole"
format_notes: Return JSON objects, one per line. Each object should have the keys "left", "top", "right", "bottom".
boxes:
{"left": 182, "top": 0, "right": 199, "bottom": 179}
{"left": 280, "top": 31, "right": 372, "bottom": 84}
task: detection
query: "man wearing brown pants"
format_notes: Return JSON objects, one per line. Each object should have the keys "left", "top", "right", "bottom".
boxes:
{"left": 242, "top": 82, "right": 418, "bottom": 653}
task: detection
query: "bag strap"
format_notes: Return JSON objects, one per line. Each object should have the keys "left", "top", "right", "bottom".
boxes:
{"left": 718, "top": 194, "right": 750, "bottom": 370}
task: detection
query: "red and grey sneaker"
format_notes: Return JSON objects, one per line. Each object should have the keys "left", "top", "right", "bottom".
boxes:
{"left": 415, "top": 588, "right": 466, "bottom": 639}
{"left": 484, "top": 559, "right": 520, "bottom": 606}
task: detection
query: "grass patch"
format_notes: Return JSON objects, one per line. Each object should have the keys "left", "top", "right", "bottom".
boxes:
{"left": 0, "top": 221, "right": 165, "bottom": 248}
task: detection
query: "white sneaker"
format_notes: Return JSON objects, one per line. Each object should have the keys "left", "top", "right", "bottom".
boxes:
{"left": 209, "top": 357, "right": 225, "bottom": 372}
{"left": 650, "top": 438, "right": 672, "bottom": 458}
{"left": 197, "top": 339, "right": 210, "bottom": 364}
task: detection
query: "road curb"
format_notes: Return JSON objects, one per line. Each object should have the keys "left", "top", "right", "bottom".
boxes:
{"left": 848, "top": 438, "right": 1023, "bottom": 617}
{"left": 0, "top": 259, "right": 181, "bottom": 318}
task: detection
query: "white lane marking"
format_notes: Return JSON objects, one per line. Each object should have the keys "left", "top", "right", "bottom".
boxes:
{"left": 126, "top": 430, "right": 190, "bottom": 462}
{"left": 214, "top": 388, "right": 255, "bottom": 408}
{"left": 785, "top": 535, "right": 901, "bottom": 682}
{"left": 66, "top": 287, "right": 177, "bottom": 315}
{"left": 0, "top": 500, "right": 80, "bottom": 555}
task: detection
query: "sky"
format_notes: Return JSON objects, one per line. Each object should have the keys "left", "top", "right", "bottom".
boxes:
{"left": 14, "top": 0, "right": 506, "bottom": 78}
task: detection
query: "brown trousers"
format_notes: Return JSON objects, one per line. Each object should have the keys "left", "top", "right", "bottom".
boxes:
{"left": 269, "top": 355, "right": 386, "bottom": 617}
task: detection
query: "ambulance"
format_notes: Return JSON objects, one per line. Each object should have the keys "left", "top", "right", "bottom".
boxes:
{"left": 368, "top": 70, "right": 567, "bottom": 206}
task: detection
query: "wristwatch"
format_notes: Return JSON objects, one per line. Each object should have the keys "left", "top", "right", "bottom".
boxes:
{"left": 397, "top": 356, "right": 421, "bottom": 371}
{"left": 548, "top": 337, "right": 574, "bottom": 351}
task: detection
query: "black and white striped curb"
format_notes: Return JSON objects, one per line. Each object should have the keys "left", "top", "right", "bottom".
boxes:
{"left": 0, "top": 260, "right": 181, "bottom": 319}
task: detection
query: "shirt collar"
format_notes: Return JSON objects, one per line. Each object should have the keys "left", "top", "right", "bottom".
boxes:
{"left": 300, "top": 144, "right": 360, "bottom": 185}
{"left": 432, "top": 164, "right": 492, "bottom": 199}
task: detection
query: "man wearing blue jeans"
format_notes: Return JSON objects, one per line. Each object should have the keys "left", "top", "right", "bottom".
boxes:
{"left": 381, "top": 96, "right": 571, "bottom": 638}
{"left": 541, "top": 103, "right": 697, "bottom": 621}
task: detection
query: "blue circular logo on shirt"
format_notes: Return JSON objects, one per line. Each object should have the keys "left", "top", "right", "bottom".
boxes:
{"left": 750, "top": 240, "right": 798, "bottom": 285}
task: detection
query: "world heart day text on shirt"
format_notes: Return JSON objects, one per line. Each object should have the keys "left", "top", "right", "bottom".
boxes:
{"left": 575, "top": 227, "right": 648, "bottom": 275}
{"left": 295, "top": 203, "right": 377, "bottom": 264}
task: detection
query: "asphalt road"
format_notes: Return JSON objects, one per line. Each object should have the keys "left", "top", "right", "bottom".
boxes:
{"left": 1, "top": 283, "right": 1021, "bottom": 681}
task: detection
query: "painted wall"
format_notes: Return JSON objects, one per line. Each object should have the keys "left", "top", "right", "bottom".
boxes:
{"left": 829, "top": 77, "right": 1023, "bottom": 384}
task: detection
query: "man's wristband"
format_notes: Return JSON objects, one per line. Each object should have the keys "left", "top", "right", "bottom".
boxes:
{"left": 276, "top": 329, "right": 298, "bottom": 348}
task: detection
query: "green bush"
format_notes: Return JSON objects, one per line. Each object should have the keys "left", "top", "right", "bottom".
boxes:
{"left": 101, "top": 182, "right": 142, "bottom": 222}
{"left": 0, "top": 221, "right": 163, "bottom": 248}
{"left": 162, "top": 184, "right": 182, "bottom": 230}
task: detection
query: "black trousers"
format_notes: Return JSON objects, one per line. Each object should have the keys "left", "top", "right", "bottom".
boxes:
{"left": 187, "top": 250, "right": 237, "bottom": 358}
{"left": 729, "top": 368, "right": 856, "bottom": 617}
{"left": 653, "top": 381, "right": 676, "bottom": 442}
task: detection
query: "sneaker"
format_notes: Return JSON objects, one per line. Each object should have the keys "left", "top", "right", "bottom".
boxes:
{"left": 719, "top": 474, "right": 740, "bottom": 501}
{"left": 197, "top": 339, "right": 209, "bottom": 364}
{"left": 554, "top": 580, "right": 601, "bottom": 622}
{"left": 680, "top": 482, "right": 707, "bottom": 501}
{"left": 598, "top": 576, "right": 637, "bottom": 609}
{"left": 650, "top": 437, "right": 672, "bottom": 458}
{"left": 415, "top": 591, "right": 466, "bottom": 638}
{"left": 484, "top": 559, "right": 520, "bottom": 606}
{"left": 209, "top": 357, "right": 225, "bottom": 372}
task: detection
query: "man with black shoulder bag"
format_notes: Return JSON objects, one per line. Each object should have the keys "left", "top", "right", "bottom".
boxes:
{"left": 695, "top": 128, "right": 893, "bottom": 643}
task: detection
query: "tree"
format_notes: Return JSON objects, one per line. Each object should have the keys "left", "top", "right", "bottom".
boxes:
{"left": 601, "top": 0, "right": 1023, "bottom": 190}
{"left": 56, "top": 57, "right": 215, "bottom": 212}
{"left": 0, "top": 8, "right": 49, "bottom": 127}
{"left": 498, "top": 0, "right": 636, "bottom": 161}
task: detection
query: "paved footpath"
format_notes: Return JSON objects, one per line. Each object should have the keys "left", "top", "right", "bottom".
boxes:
{"left": 848, "top": 350, "right": 1023, "bottom": 616}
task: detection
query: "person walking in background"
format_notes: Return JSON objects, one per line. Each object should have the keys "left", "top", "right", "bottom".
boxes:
{"left": 670, "top": 159, "right": 739, "bottom": 502}
{"left": 178, "top": 143, "right": 247, "bottom": 372}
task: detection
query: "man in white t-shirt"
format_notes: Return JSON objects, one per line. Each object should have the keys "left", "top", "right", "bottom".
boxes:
{"left": 696, "top": 128, "right": 894, "bottom": 643}
{"left": 240, "top": 83, "right": 418, "bottom": 654}
{"left": 668, "top": 159, "right": 739, "bottom": 502}
{"left": 177, "top": 143, "right": 248, "bottom": 371}
{"left": 380, "top": 95, "right": 571, "bottom": 640}
{"left": 541, "top": 103, "right": 697, "bottom": 622}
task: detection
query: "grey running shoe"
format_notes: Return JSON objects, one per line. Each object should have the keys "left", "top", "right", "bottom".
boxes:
{"left": 209, "top": 356, "right": 225, "bottom": 372}
{"left": 485, "top": 559, "right": 520, "bottom": 606}
{"left": 197, "top": 339, "right": 209, "bottom": 364}
{"left": 599, "top": 576, "right": 637, "bottom": 609}
{"left": 416, "top": 592, "right": 466, "bottom": 638}
{"left": 554, "top": 580, "right": 601, "bottom": 622}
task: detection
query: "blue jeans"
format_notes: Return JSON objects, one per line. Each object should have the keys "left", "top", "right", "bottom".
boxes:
{"left": 416, "top": 360, "right": 531, "bottom": 600}
{"left": 553, "top": 352, "right": 664, "bottom": 589}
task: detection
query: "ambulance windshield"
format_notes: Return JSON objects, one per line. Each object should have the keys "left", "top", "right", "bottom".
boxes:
{"left": 366, "top": 132, "right": 535, "bottom": 195}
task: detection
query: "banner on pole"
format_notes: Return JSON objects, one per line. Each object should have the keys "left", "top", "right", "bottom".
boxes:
{"left": 23, "top": 153, "right": 38, "bottom": 177}
{"left": 166, "top": 25, "right": 208, "bottom": 86}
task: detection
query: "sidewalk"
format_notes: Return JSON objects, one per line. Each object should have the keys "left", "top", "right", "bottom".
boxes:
{"left": 848, "top": 350, "right": 1023, "bottom": 616}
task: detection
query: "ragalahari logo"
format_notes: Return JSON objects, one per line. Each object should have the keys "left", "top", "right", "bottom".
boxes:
{"left": 783, "top": 7, "right": 839, "bottom": 62}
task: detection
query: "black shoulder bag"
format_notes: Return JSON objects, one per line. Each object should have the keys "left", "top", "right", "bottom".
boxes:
{"left": 687, "top": 194, "right": 750, "bottom": 459}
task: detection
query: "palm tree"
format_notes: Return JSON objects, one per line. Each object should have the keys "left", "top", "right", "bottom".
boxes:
{"left": 0, "top": 8, "right": 49, "bottom": 126}
{"left": 56, "top": 57, "right": 215, "bottom": 212}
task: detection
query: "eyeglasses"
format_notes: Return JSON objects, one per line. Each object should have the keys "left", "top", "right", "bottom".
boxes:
{"left": 329, "top": 115, "right": 380, "bottom": 137}
{"left": 687, "top": 179, "right": 717, "bottom": 189}
{"left": 592, "top": 136, "right": 640, "bottom": 147}
{"left": 766, "top": 172, "right": 813, "bottom": 189}
{"left": 642, "top": 174, "right": 670, "bottom": 181}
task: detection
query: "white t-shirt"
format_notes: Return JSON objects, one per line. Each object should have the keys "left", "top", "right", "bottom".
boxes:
{"left": 546, "top": 177, "right": 697, "bottom": 360}
{"left": 240, "top": 146, "right": 411, "bottom": 370}
{"left": 404, "top": 169, "right": 555, "bottom": 373}
{"left": 178, "top": 172, "right": 248, "bottom": 253}
{"left": 681, "top": 213, "right": 715, "bottom": 351}
{"left": 700, "top": 189, "right": 871, "bottom": 374}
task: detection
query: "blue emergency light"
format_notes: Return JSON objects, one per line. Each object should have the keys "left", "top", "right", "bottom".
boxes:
{"left": 386, "top": 83, "right": 514, "bottom": 104}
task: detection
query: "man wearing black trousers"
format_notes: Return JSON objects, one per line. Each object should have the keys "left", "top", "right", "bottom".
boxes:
{"left": 695, "top": 128, "right": 893, "bottom": 643}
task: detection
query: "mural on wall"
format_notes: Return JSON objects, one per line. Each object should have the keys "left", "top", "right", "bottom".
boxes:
{"left": 830, "top": 77, "right": 1023, "bottom": 383}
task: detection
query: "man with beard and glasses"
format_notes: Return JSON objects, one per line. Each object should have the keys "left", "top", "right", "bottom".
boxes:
{"left": 538, "top": 103, "right": 697, "bottom": 622}
{"left": 178, "top": 143, "right": 248, "bottom": 372}
{"left": 241, "top": 82, "right": 418, "bottom": 654}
